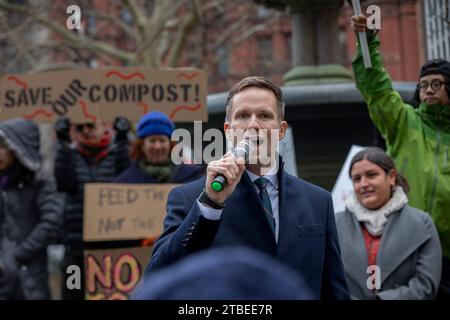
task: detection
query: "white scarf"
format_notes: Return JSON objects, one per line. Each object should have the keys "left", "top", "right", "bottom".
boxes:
{"left": 345, "top": 186, "right": 408, "bottom": 236}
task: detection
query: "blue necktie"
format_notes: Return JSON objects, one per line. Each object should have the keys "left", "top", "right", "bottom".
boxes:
{"left": 254, "top": 177, "right": 276, "bottom": 236}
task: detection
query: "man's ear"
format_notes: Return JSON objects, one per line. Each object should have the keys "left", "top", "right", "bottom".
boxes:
{"left": 278, "top": 121, "right": 288, "bottom": 140}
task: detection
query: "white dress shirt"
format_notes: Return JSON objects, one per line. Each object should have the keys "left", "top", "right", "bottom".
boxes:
{"left": 198, "top": 164, "right": 280, "bottom": 243}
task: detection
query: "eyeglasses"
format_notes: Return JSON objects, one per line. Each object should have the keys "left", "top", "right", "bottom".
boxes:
{"left": 75, "top": 123, "right": 95, "bottom": 132}
{"left": 418, "top": 80, "right": 447, "bottom": 92}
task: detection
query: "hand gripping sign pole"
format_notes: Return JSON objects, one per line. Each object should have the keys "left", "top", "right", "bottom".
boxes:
{"left": 352, "top": 0, "right": 372, "bottom": 69}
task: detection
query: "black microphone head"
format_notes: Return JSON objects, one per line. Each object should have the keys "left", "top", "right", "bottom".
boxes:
{"left": 233, "top": 139, "right": 254, "bottom": 162}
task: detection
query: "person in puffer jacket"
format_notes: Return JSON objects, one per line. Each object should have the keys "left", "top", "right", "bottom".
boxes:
{"left": 351, "top": 14, "right": 450, "bottom": 299}
{"left": 54, "top": 116, "right": 131, "bottom": 300}
{"left": 0, "top": 118, "right": 62, "bottom": 300}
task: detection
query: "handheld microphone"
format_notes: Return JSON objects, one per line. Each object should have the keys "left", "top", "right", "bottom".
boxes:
{"left": 211, "top": 139, "right": 253, "bottom": 192}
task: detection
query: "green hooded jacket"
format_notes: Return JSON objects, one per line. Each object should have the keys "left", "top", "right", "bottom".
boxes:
{"left": 352, "top": 36, "right": 450, "bottom": 258}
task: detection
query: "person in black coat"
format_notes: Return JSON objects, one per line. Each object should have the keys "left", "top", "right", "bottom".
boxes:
{"left": 114, "top": 111, "right": 204, "bottom": 184}
{"left": 54, "top": 116, "right": 131, "bottom": 300}
{"left": 0, "top": 118, "right": 62, "bottom": 300}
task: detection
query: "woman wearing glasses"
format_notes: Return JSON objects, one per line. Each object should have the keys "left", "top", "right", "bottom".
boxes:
{"left": 351, "top": 15, "right": 450, "bottom": 299}
{"left": 53, "top": 116, "right": 131, "bottom": 300}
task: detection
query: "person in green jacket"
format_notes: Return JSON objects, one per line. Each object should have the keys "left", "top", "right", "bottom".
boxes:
{"left": 351, "top": 14, "right": 450, "bottom": 299}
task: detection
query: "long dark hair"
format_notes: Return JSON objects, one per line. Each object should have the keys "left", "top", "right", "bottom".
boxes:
{"left": 348, "top": 147, "right": 410, "bottom": 194}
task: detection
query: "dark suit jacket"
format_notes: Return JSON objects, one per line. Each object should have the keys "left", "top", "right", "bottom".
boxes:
{"left": 148, "top": 161, "right": 349, "bottom": 299}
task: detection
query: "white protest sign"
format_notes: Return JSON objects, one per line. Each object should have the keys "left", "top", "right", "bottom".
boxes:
{"left": 331, "top": 145, "right": 365, "bottom": 214}
{"left": 279, "top": 126, "right": 298, "bottom": 177}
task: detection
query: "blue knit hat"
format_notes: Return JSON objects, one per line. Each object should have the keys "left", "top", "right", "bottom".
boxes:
{"left": 137, "top": 111, "right": 175, "bottom": 139}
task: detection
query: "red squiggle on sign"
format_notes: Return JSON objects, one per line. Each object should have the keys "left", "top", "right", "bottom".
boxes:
{"left": 177, "top": 72, "right": 198, "bottom": 80}
{"left": 7, "top": 76, "right": 28, "bottom": 89}
{"left": 169, "top": 103, "right": 202, "bottom": 119}
{"left": 23, "top": 109, "right": 54, "bottom": 120}
{"left": 106, "top": 70, "right": 145, "bottom": 81}
{"left": 79, "top": 99, "right": 97, "bottom": 122}
{"left": 138, "top": 102, "right": 150, "bottom": 114}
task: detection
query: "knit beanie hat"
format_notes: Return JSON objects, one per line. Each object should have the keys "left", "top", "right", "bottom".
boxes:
{"left": 420, "top": 59, "right": 450, "bottom": 79}
{"left": 136, "top": 111, "right": 175, "bottom": 139}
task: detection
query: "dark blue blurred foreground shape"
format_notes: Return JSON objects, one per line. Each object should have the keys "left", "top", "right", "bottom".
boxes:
{"left": 132, "top": 247, "right": 315, "bottom": 300}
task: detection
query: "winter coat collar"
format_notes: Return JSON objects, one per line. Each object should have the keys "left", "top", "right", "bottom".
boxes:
{"left": 417, "top": 102, "right": 450, "bottom": 132}
{"left": 345, "top": 186, "right": 408, "bottom": 236}
{"left": 338, "top": 205, "right": 431, "bottom": 285}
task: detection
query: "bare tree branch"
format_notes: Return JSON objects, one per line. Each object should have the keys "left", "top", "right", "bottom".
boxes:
{"left": 136, "top": 0, "right": 189, "bottom": 65}
{"left": 29, "top": 61, "right": 83, "bottom": 72}
{"left": 0, "top": 18, "right": 37, "bottom": 70}
{"left": 0, "top": 0, "right": 253, "bottom": 71}
{"left": 0, "top": 1, "right": 135, "bottom": 63}
{"left": 210, "top": 11, "right": 251, "bottom": 51}
{"left": 231, "top": 24, "right": 268, "bottom": 46}
{"left": 0, "top": 15, "right": 33, "bottom": 40}
{"left": 121, "top": 0, "right": 146, "bottom": 39}
{"left": 134, "top": 0, "right": 171, "bottom": 66}
{"left": 201, "top": 0, "right": 224, "bottom": 13}
{"left": 37, "top": 39, "right": 82, "bottom": 60}
{"left": 85, "top": 8, "right": 138, "bottom": 41}
{"left": 230, "top": 13, "right": 281, "bottom": 47}
{"left": 167, "top": 0, "right": 201, "bottom": 67}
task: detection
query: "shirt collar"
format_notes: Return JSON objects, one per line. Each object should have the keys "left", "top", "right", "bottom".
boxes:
{"left": 246, "top": 163, "right": 278, "bottom": 190}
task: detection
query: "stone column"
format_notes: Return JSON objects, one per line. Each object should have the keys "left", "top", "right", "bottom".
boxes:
{"left": 283, "top": 0, "right": 353, "bottom": 85}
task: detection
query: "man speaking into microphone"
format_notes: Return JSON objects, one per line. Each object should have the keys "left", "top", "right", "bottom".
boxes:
{"left": 146, "top": 76, "right": 349, "bottom": 300}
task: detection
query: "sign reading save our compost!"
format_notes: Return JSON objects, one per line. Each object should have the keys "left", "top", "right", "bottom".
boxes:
{"left": 0, "top": 68, "right": 207, "bottom": 122}
{"left": 83, "top": 183, "right": 178, "bottom": 242}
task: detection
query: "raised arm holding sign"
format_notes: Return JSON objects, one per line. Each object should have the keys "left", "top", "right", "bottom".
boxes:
{"left": 351, "top": 0, "right": 372, "bottom": 69}
{"left": 350, "top": 6, "right": 450, "bottom": 299}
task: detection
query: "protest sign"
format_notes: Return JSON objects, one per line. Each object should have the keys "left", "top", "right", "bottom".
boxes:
{"left": 331, "top": 145, "right": 365, "bottom": 213}
{"left": 84, "top": 246, "right": 151, "bottom": 300}
{"left": 83, "top": 183, "right": 177, "bottom": 241}
{"left": 0, "top": 67, "right": 207, "bottom": 122}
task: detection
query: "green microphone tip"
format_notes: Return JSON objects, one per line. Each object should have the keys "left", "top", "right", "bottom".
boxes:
{"left": 211, "top": 181, "right": 223, "bottom": 192}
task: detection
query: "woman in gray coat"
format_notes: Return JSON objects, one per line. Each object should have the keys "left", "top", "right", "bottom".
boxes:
{"left": 336, "top": 147, "right": 442, "bottom": 300}
{"left": 0, "top": 118, "right": 62, "bottom": 299}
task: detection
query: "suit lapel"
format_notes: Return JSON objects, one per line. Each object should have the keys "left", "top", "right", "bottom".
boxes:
{"left": 274, "top": 160, "right": 306, "bottom": 255}
{"left": 223, "top": 172, "right": 277, "bottom": 250}
{"left": 277, "top": 160, "right": 286, "bottom": 250}
{"left": 377, "top": 207, "right": 431, "bottom": 284}
{"left": 340, "top": 211, "right": 370, "bottom": 284}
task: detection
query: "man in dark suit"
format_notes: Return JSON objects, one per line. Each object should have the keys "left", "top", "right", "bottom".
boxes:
{"left": 147, "top": 76, "right": 349, "bottom": 299}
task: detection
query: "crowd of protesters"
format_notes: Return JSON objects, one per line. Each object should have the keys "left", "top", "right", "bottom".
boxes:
{"left": 1, "top": 13, "right": 450, "bottom": 300}
{"left": 0, "top": 110, "right": 205, "bottom": 300}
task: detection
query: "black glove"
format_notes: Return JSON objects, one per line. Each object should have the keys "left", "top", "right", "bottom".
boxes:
{"left": 113, "top": 117, "right": 131, "bottom": 142}
{"left": 55, "top": 117, "right": 71, "bottom": 143}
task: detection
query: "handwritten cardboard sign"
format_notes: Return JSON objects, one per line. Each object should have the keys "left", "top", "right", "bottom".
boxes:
{"left": 83, "top": 183, "right": 178, "bottom": 242}
{"left": 0, "top": 67, "right": 207, "bottom": 123}
{"left": 84, "top": 246, "right": 152, "bottom": 300}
